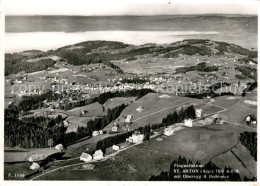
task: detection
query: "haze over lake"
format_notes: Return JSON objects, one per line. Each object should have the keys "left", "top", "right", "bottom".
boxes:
{"left": 5, "top": 15, "right": 257, "bottom": 53}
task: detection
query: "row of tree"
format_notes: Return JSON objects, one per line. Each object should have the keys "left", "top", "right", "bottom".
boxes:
{"left": 162, "top": 105, "right": 196, "bottom": 125}
{"left": 96, "top": 132, "right": 133, "bottom": 152}
{"left": 93, "top": 88, "right": 155, "bottom": 104}
{"left": 242, "top": 82, "right": 257, "bottom": 97}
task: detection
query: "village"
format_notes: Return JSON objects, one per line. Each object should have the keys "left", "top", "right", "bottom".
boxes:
{"left": 4, "top": 39, "right": 257, "bottom": 181}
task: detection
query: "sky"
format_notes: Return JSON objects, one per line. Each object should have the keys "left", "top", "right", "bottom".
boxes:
{"left": 5, "top": 0, "right": 258, "bottom": 16}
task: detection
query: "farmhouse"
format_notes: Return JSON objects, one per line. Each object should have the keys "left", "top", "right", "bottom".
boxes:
{"left": 164, "top": 126, "right": 175, "bottom": 136}
{"left": 81, "top": 110, "right": 87, "bottom": 115}
{"left": 245, "top": 115, "right": 257, "bottom": 125}
{"left": 92, "top": 131, "right": 99, "bottom": 137}
{"left": 136, "top": 106, "right": 144, "bottom": 112}
{"left": 80, "top": 153, "right": 92, "bottom": 162}
{"left": 111, "top": 125, "right": 118, "bottom": 132}
{"left": 126, "top": 132, "right": 144, "bottom": 144}
{"left": 125, "top": 115, "right": 133, "bottom": 123}
{"left": 195, "top": 109, "right": 202, "bottom": 118}
{"left": 55, "top": 144, "right": 63, "bottom": 152}
{"left": 184, "top": 119, "right": 193, "bottom": 127}
{"left": 93, "top": 150, "right": 104, "bottom": 160}
{"left": 30, "top": 163, "right": 40, "bottom": 170}
{"left": 63, "top": 120, "right": 69, "bottom": 127}
{"left": 112, "top": 145, "right": 120, "bottom": 151}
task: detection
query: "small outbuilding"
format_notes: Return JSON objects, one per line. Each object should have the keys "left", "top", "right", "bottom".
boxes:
{"left": 92, "top": 131, "right": 99, "bottom": 137}
{"left": 136, "top": 106, "right": 144, "bottom": 112}
{"left": 112, "top": 145, "right": 120, "bottom": 151}
{"left": 111, "top": 125, "right": 118, "bottom": 132}
{"left": 195, "top": 109, "right": 202, "bottom": 118}
{"left": 80, "top": 152, "right": 92, "bottom": 162}
{"left": 30, "top": 163, "right": 40, "bottom": 170}
{"left": 184, "top": 119, "right": 193, "bottom": 127}
{"left": 164, "top": 126, "right": 175, "bottom": 136}
{"left": 93, "top": 150, "right": 104, "bottom": 160}
{"left": 125, "top": 115, "right": 133, "bottom": 123}
{"left": 55, "top": 144, "right": 63, "bottom": 152}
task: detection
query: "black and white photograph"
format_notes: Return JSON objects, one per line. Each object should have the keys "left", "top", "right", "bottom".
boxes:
{"left": 2, "top": 0, "right": 258, "bottom": 182}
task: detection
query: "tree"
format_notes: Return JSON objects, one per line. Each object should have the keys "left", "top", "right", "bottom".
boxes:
{"left": 48, "top": 138, "right": 54, "bottom": 148}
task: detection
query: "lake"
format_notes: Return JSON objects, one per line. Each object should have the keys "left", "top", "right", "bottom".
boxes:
{"left": 5, "top": 15, "right": 257, "bottom": 53}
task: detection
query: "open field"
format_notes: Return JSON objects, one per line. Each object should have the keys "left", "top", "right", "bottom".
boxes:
{"left": 103, "top": 93, "right": 197, "bottom": 132}
{"left": 4, "top": 147, "right": 60, "bottom": 163}
{"left": 103, "top": 97, "right": 136, "bottom": 110}
{"left": 211, "top": 142, "right": 256, "bottom": 179}
{"left": 219, "top": 100, "right": 257, "bottom": 125}
{"left": 212, "top": 96, "right": 243, "bottom": 109}
{"left": 194, "top": 102, "right": 224, "bottom": 117}
{"left": 67, "top": 102, "right": 106, "bottom": 117}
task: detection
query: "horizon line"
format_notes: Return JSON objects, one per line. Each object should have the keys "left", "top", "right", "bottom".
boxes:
{"left": 5, "top": 13, "right": 257, "bottom": 17}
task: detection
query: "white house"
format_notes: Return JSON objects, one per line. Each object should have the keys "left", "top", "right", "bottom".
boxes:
{"left": 164, "top": 126, "right": 175, "bottom": 136}
{"left": 246, "top": 115, "right": 251, "bottom": 122}
{"left": 80, "top": 153, "right": 92, "bottom": 162}
{"left": 195, "top": 109, "right": 202, "bottom": 118}
{"left": 92, "top": 131, "right": 99, "bottom": 137}
{"left": 125, "top": 115, "right": 133, "bottom": 123}
{"left": 63, "top": 120, "right": 69, "bottom": 127}
{"left": 136, "top": 106, "right": 144, "bottom": 112}
{"left": 30, "top": 163, "right": 40, "bottom": 170}
{"left": 81, "top": 110, "right": 88, "bottom": 115}
{"left": 111, "top": 125, "right": 118, "bottom": 132}
{"left": 93, "top": 150, "right": 104, "bottom": 160}
{"left": 55, "top": 144, "right": 63, "bottom": 152}
{"left": 99, "top": 130, "right": 103, "bottom": 135}
{"left": 126, "top": 132, "right": 144, "bottom": 144}
{"left": 112, "top": 145, "right": 120, "bottom": 151}
{"left": 184, "top": 119, "right": 193, "bottom": 127}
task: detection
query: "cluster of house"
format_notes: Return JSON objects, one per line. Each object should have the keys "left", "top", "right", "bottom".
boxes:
{"left": 12, "top": 88, "right": 44, "bottom": 98}
{"left": 40, "top": 76, "right": 70, "bottom": 84}
{"left": 92, "top": 130, "right": 104, "bottom": 137}
{"left": 246, "top": 115, "right": 257, "bottom": 125}
{"left": 80, "top": 64, "right": 107, "bottom": 73}
{"left": 80, "top": 150, "right": 104, "bottom": 162}
{"left": 162, "top": 109, "right": 203, "bottom": 136}
{"left": 111, "top": 123, "right": 119, "bottom": 132}
{"left": 149, "top": 76, "right": 169, "bottom": 84}
{"left": 163, "top": 124, "right": 187, "bottom": 137}
{"left": 125, "top": 115, "right": 134, "bottom": 123}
